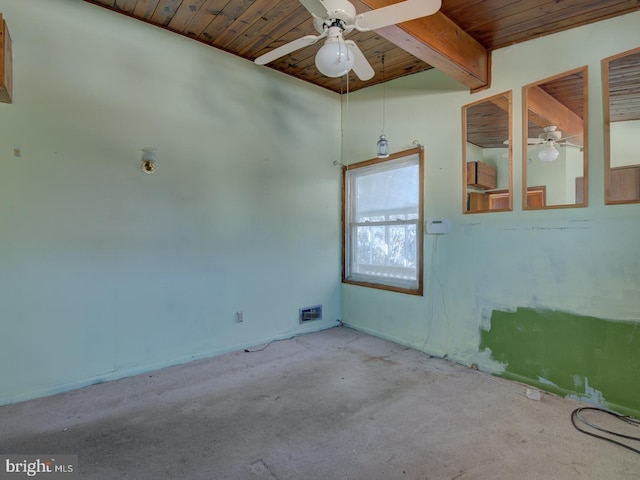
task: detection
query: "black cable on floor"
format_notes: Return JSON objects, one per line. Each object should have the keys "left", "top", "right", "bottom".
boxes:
{"left": 570, "top": 407, "right": 640, "bottom": 454}
{"left": 244, "top": 336, "right": 295, "bottom": 353}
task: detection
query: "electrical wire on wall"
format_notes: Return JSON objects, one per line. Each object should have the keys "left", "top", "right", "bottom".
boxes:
{"left": 421, "top": 236, "right": 437, "bottom": 351}
{"left": 421, "top": 235, "right": 452, "bottom": 355}
{"left": 336, "top": 73, "right": 351, "bottom": 326}
{"left": 571, "top": 407, "right": 640, "bottom": 454}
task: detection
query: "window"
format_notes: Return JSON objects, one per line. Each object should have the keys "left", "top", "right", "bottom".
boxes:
{"left": 342, "top": 147, "right": 424, "bottom": 295}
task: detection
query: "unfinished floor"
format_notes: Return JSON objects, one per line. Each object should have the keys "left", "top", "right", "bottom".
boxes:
{"left": 0, "top": 326, "right": 638, "bottom": 479}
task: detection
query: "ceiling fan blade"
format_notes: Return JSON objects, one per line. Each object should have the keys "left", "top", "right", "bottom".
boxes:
{"left": 345, "top": 40, "right": 374, "bottom": 81}
{"left": 504, "top": 138, "right": 544, "bottom": 145}
{"left": 558, "top": 141, "right": 582, "bottom": 148}
{"left": 298, "top": 0, "right": 330, "bottom": 18}
{"left": 557, "top": 133, "right": 583, "bottom": 146}
{"left": 254, "top": 34, "right": 323, "bottom": 65}
{"left": 355, "top": 0, "right": 442, "bottom": 32}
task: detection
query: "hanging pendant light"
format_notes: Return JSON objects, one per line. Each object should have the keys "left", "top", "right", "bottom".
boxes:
{"left": 376, "top": 54, "right": 389, "bottom": 158}
{"left": 376, "top": 134, "right": 389, "bottom": 158}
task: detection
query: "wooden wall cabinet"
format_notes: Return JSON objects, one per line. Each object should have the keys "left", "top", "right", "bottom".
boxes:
{"left": 0, "top": 14, "right": 12, "bottom": 104}
{"left": 468, "top": 187, "right": 544, "bottom": 212}
{"left": 466, "top": 161, "right": 497, "bottom": 190}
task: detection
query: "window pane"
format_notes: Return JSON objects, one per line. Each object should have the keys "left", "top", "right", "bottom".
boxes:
{"left": 354, "top": 224, "right": 417, "bottom": 280}
{"left": 389, "top": 224, "right": 416, "bottom": 268}
{"left": 355, "top": 164, "right": 419, "bottom": 221}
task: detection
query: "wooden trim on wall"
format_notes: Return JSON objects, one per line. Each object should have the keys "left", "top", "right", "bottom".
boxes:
{"left": 603, "top": 46, "right": 640, "bottom": 205}
{"left": 341, "top": 146, "right": 424, "bottom": 296}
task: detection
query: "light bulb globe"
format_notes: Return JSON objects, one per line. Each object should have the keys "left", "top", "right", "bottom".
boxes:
{"left": 538, "top": 143, "right": 560, "bottom": 162}
{"left": 315, "top": 41, "right": 354, "bottom": 78}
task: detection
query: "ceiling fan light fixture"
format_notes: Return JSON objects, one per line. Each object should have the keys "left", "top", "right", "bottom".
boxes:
{"left": 540, "top": 125, "right": 562, "bottom": 141}
{"left": 538, "top": 141, "right": 560, "bottom": 162}
{"left": 315, "top": 38, "right": 354, "bottom": 78}
{"left": 255, "top": 0, "right": 442, "bottom": 80}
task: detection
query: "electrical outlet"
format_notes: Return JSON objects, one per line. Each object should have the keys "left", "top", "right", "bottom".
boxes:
{"left": 235, "top": 311, "right": 243, "bottom": 323}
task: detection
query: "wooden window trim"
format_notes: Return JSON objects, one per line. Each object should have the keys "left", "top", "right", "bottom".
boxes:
{"left": 341, "top": 147, "right": 424, "bottom": 296}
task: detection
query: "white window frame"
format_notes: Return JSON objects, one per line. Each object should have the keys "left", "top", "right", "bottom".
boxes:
{"left": 342, "top": 147, "right": 424, "bottom": 295}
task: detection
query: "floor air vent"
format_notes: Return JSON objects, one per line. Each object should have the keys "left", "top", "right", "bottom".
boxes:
{"left": 299, "top": 305, "right": 322, "bottom": 324}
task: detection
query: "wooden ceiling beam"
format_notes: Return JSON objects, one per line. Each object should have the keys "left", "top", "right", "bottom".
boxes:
{"left": 527, "top": 85, "right": 584, "bottom": 143}
{"left": 489, "top": 94, "right": 510, "bottom": 113}
{"left": 352, "top": 0, "right": 490, "bottom": 91}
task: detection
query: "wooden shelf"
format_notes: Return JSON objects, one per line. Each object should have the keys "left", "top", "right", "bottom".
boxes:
{"left": 0, "top": 14, "right": 13, "bottom": 104}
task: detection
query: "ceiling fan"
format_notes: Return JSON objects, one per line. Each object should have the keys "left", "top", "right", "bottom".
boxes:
{"left": 254, "top": 0, "right": 442, "bottom": 80}
{"left": 503, "top": 126, "right": 582, "bottom": 161}
{"left": 529, "top": 126, "right": 582, "bottom": 161}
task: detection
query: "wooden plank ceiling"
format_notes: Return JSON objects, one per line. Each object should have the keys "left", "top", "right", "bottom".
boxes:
{"left": 609, "top": 50, "right": 640, "bottom": 123}
{"left": 466, "top": 97, "right": 511, "bottom": 150}
{"left": 83, "top": 0, "right": 640, "bottom": 94}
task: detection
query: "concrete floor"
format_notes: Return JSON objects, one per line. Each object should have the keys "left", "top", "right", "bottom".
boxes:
{"left": 1, "top": 326, "right": 638, "bottom": 479}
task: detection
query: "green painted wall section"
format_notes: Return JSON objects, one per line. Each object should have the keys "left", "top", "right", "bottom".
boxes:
{"left": 481, "top": 308, "right": 640, "bottom": 417}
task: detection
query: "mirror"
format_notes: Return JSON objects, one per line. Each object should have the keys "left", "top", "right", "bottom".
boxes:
{"left": 523, "top": 67, "right": 588, "bottom": 209}
{"left": 603, "top": 47, "right": 640, "bottom": 204}
{"left": 462, "top": 91, "right": 512, "bottom": 213}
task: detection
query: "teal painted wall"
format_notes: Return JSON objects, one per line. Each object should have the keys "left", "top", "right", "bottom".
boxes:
{"left": 1, "top": 0, "right": 638, "bottom": 415}
{"left": 481, "top": 308, "right": 640, "bottom": 417}
{"left": 341, "top": 12, "right": 640, "bottom": 414}
{"left": 0, "top": 0, "right": 342, "bottom": 404}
